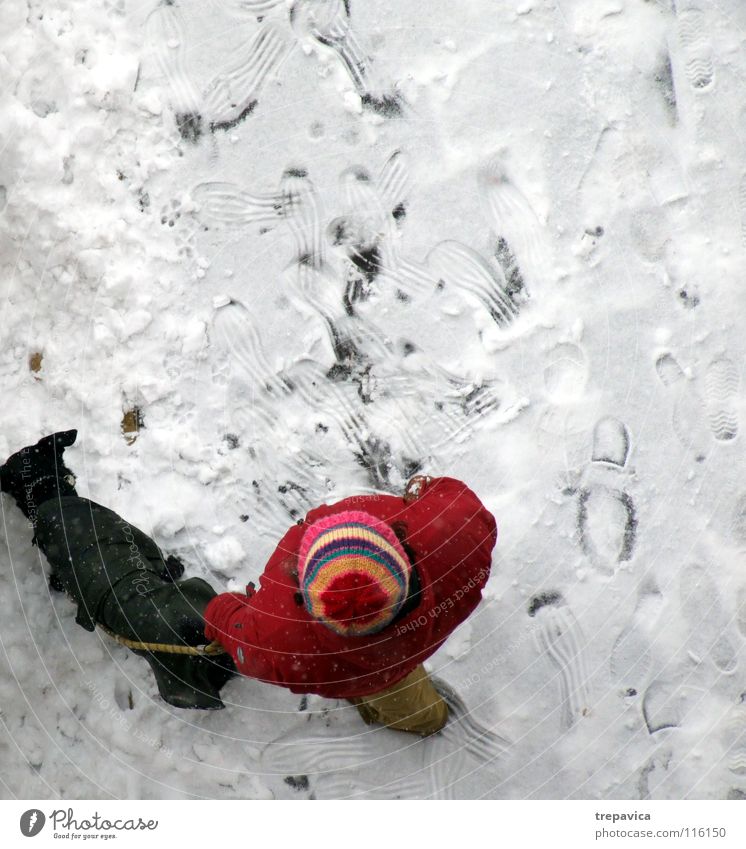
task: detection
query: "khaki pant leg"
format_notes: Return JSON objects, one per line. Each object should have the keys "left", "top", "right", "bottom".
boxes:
{"left": 349, "top": 665, "right": 448, "bottom": 736}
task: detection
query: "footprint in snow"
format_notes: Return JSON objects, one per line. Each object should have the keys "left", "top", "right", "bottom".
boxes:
{"left": 730, "top": 494, "right": 746, "bottom": 549}
{"left": 739, "top": 174, "right": 746, "bottom": 249}
{"left": 654, "top": 351, "right": 724, "bottom": 460}
{"left": 637, "top": 746, "right": 673, "bottom": 800}
{"left": 642, "top": 678, "right": 707, "bottom": 734}
{"left": 678, "top": 562, "right": 738, "bottom": 674}
{"left": 536, "top": 342, "right": 590, "bottom": 476}
{"left": 667, "top": 352, "right": 740, "bottom": 445}
{"left": 528, "top": 591, "right": 591, "bottom": 730}
{"left": 543, "top": 342, "right": 588, "bottom": 404}
{"left": 654, "top": 351, "right": 685, "bottom": 388}
{"left": 704, "top": 357, "right": 740, "bottom": 443}
{"left": 576, "top": 418, "right": 637, "bottom": 575}
{"left": 591, "top": 416, "right": 631, "bottom": 468}
{"left": 722, "top": 697, "right": 746, "bottom": 780}
{"left": 675, "top": 4, "right": 715, "bottom": 92}
{"left": 609, "top": 580, "right": 663, "bottom": 694}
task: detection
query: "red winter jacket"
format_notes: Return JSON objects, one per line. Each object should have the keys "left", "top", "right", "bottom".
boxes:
{"left": 203, "top": 477, "right": 497, "bottom": 698}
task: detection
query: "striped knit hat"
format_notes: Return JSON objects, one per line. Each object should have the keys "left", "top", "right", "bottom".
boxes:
{"left": 298, "top": 510, "right": 412, "bottom": 637}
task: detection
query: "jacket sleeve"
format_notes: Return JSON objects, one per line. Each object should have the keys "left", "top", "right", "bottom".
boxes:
{"left": 408, "top": 476, "right": 497, "bottom": 634}
{"left": 202, "top": 521, "right": 308, "bottom": 684}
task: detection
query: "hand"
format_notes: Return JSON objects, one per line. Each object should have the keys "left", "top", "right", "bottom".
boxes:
{"left": 161, "top": 554, "right": 185, "bottom": 583}
{"left": 403, "top": 475, "right": 433, "bottom": 504}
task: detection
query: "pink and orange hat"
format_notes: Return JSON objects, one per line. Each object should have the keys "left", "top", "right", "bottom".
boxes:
{"left": 298, "top": 510, "right": 412, "bottom": 637}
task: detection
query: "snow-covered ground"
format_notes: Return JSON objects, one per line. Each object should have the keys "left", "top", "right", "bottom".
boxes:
{"left": 2, "top": 0, "right": 746, "bottom": 799}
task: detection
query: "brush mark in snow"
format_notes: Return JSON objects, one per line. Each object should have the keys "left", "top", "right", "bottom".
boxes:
{"left": 291, "top": 263, "right": 398, "bottom": 412}
{"left": 424, "top": 677, "right": 508, "bottom": 798}
{"left": 205, "top": 22, "right": 291, "bottom": 132}
{"left": 333, "top": 170, "right": 391, "bottom": 283}
{"left": 261, "top": 681, "right": 505, "bottom": 799}
{"left": 229, "top": 0, "right": 286, "bottom": 13}
{"left": 290, "top": 358, "right": 415, "bottom": 490}
{"left": 653, "top": 52, "right": 678, "bottom": 124}
{"left": 143, "top": 3, "right": 202, "bottom": 141}
{"left": 281, "top": 169, "right": 326, "bottom": 270}
{"left": 529, "top": 592, "right": 590, "bottom": 729}
{"left": 222, "top": 1, "right": 402, "bottom": 117}
{"left": 377, "top": 150, "right": 410, "bottom": 220}
{"left": 290, "top": 0, "right": 370, "bottom": 96}
{"left": 211, "top": 301, "right": 332, "bottom": 529}
{"left": 214, "top": 299, "right": 293, "bottom": 398}
{"left": 191, "top": 181, "right": 284, "bottom": 229}
{"left": 261, "top": 720, "right": 431, "bottom": 799}
{"left": 396, "top": 369, "right": 502, "bottom": 458}
{"left": 423, "top": 734, "right": 469, "bottom": 800}
{"left": 330, "top": 151, "right": 411, "bottom": 298}
{"left": 389, "top": 258, "right": 440, "bottom": 300}
{"left": 478, "top": 158, "right": 550, "bottom": 299}
{"left": 361, "top": 92, "right": 404, "bottom": 118}
{"left": 430, "top": 676, "right": 509, "bottom": 760}
{"left": 678, "top": 562, "right": 737, "bottom": 674}
{"left": 494, "top": 235, "right": 526, "bottom": 302}
{"left": 426, "top": 241, "right": 519, "bottom": 327}
{"left": 704, "top": 357, "right": 739, "bottom": 442}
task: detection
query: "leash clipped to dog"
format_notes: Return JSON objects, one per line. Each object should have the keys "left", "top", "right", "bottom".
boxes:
{"left": 97, "top": 624, "right": 227, "bottom": 656}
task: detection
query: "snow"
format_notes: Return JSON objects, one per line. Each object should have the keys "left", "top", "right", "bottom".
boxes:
{"left": 2, "top": 0, "right": 746, "bottom": 800}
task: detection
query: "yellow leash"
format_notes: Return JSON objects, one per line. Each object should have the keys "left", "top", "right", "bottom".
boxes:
{"left": 97, "top": 624, "right": 227, "bottom": 656}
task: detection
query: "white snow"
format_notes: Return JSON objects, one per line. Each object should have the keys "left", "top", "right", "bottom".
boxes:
{"left": 2, "top": 0, "right": 746, "bottom": 800}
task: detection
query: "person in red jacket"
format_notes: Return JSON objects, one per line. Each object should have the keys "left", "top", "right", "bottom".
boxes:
{"left": 1, "top": 430, "right": 497, "bottom": 734}
{"left": 204, "top": 475, "right": 498, "bottom": 735}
